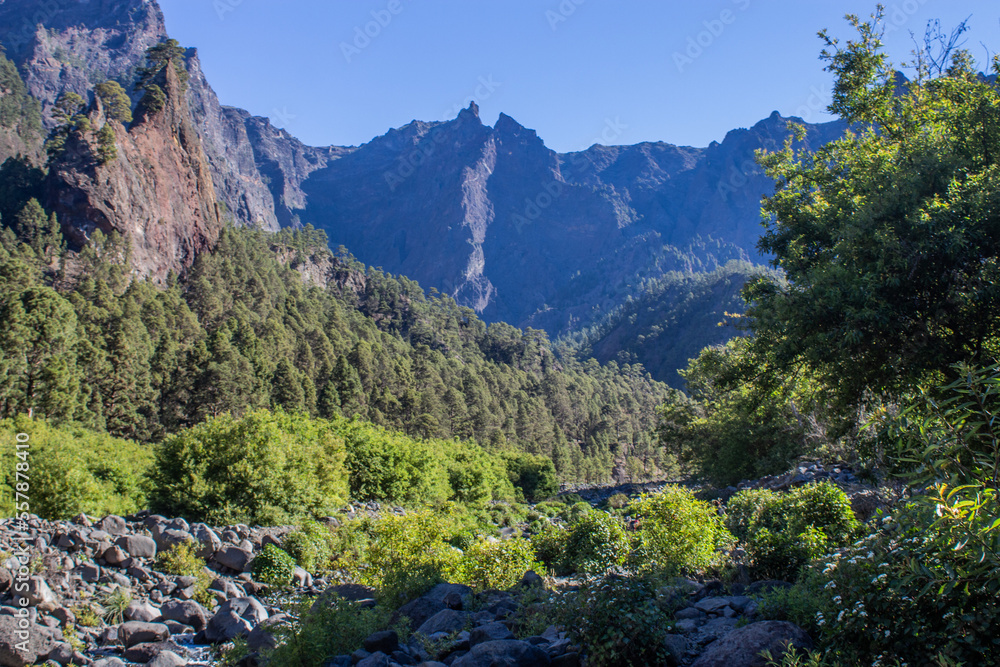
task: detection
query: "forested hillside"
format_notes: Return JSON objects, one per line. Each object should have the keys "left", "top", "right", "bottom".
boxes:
{"left": 0, "top": 210, "right": 669, "bottom": 483}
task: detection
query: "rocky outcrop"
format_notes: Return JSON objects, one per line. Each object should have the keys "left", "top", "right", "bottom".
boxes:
{"left": 46, "top": 63, "right": 222, "bottom": 282}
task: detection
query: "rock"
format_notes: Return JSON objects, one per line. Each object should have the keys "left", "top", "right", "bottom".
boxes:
{"left": 674, "top": 607, "right": 704, "bottom": 620}
{"left": 693, "top": 597, "right": 730, "bottom": 614}
{"left": 662, "top": 634, "right": 687, "bottom": 665}
{"left": 246, "top": 614, "right": 287, "bottom": 653}
{"left": 152, "top": 529, "right": 193, "bottom": 554}
{"left": 416, "top": 610, "right": 471, "bottom": 637}
{"left": 393, "top": 597, "right": 446, "bottom": 632}
{"left": 159, "top": 600, "right": 209, "bottom": 632}
{"left": 310, "top": 583, "right": 377, "bottom": 614}
{"left": 123, "top": 640, "right": 186, "bottom": 663}
{"left": 146, "top": 650, "right": 187, "bottom": 667}
{"left": 115, "top": 535, "right": 156, "bottom": 559}
{"left": 673, "top": 619, "right": 700, "bottom": 634}
{"left": 77, "top": 563, "right": 101, "bottom": 583}
{"left": 124, "top": 601, "right": 160, "bottom": 623}
{"left": 45, "top": 641, "right": 89, "bottom": 666}
{"left": 451, "top": 640, "right": 551, "bottom": 667}
{"left": 363, "top": 630, "right": 399, "bottom": 654}
{"left": 0, "top": 616, "right": 57, "bottom": 667}
{"left": 291, "top": 567, "right": 311, "bottom": 588}
{"left": 519, "top": 571, "right": 544, "bottom": 588}
{"left": 469, "top": 622, "right": 514, "bottom": 646}
{"left": 102, "top": 546, "right": 128, "bottom": 566}
{"left": 190, "top": 524, "right": 222, "bottom": 559}
{"left": 0, "top": 570, "right": 11, "bottom": 594}
{"left": 24, "top": 577, "right": 58, "bottom": 611}
{"left": 94, "top": 516, "right": 128, "bottom": 536}
{"left": 92, "top": 659, "right": 127, "bottom": 667}
{"left": 356, "top": 652, "right": 391, "bottom": 667}
{"left": 423, "top": 583, "right": 472, "bottom": 609}
{"left": 118, "top": 621, "right": 170, "bottom": 648}
{"left": 205, "top": 597, "right": 268, "bottom": 643}
{"left": 214, "top": 547, "right": 253, "bottom": 572}
{"left": 690, "top": 621, "right": 813, "bottom": 667}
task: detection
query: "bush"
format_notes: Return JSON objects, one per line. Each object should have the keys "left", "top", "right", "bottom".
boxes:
{"left": 629, "top": 485, "right": 734, "bottom": 576}
{"left": 282, "top": 521, "right": 336, "bottom": 574}
{"left": 536, "top": 576, "right": 673, "bottom": 667}
{"left": 530, "top": 523, "right": 568, "bottom": 573}
{"left": 0, "top": 417, "right": 153, "bottom": 520}
{"left": 503, "top": 452, "right": 559, "bottom": 502}
{"left": 156, "top": 541, "right": 214, "bottom": 606}
{"left": 457, "top": 538, "right": 540, "bottom": 590}
{"left": 151, "top": 410, "right": 348, "bottom": 524}
{"left": 265, "top": 594, "right": 387, "bottom": 667}
{"left": 252, "top": 544, "right": 297, "bottom": 587}
{"left": 561, "top": 501, "right": 592, "bottom": 524}
{"left": 727, "top": 482, "right": 859, "bottom": 580}
{"left": 606, "top": 492, "right": 630, "bottom": 510}
{"left": 562, "top": 511, "right": 630, "bottom": 575}
{"left": 343, "top": 510, "right": 462, "bottom": 608}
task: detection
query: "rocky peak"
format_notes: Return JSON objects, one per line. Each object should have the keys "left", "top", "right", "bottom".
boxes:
{"left": 47, "top": 61, "right": 222, "bottom": 282}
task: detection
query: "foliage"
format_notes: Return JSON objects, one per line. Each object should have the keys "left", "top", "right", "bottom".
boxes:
{"left": 282, "top": 521, "right": 336, "bottom": 574}
{"left": 502, "top": 451, "right": 558, "bottom": 502}
{"left": 0, "top": 48, "right": 42, "bottom": 139}
{"left": 629, "top": 485, "right": 734, "bottom": 576}
{"left": 150, "top": 409, "right": 348, "bottom": 525}
{"left": 96, "top": 124, "right": 117, "bottom": 164}
{"left": 561, "top": 511, "right": 630, "bottom": 575}
{"left": 529, "top": 523, "right": 568, "bottom": 573}
{"left": 0, "top": 223, "right": 668, "bottom": 485}
{"left": 155, "top": 540, "right": 214, "bottom": 606}
{"left": 96, "top": 586, "right": 131, "bottom": 625}
{"left": 745, "top": 8, "right": 1000, "bottom": 404}
{"left": 531, "top": 576, "right": 673, "bottom": 667}
{"left": 660, "top": 338, "right": 841, "bottom": 485}
{"left": 727, "top": 482, "right": 860, "bottom": 580}
{"left": 341, "top": 510, "right": 462, "bottom": 608}
{"left": 457, "top": 538, "right": 540, "bottom": 590}
{"left": 93, "top": 81, "right": 133, "bottom": 124}
{"left": 252, "top": 544, "right": 297, "bottom": 587}
{"left": 605, "top": 492, "right": 629, "bottom": 510}
{"left": 136, "top": 39, "right": 188, "bottom": 92}
{"left": 0, "top": 416, "right": 153, "bottom": 520}
{"left": 265, "top": 594, "right": 387, "bottom": 667}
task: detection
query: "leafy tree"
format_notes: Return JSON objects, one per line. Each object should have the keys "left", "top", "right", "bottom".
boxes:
{"left": 96, "top": 123, "right": 117, "bottom": 164}
{"left": 93, "top": 80, "right": 133, "bottom": 124}
{"left": 12, "top": 199, "right": 61, "bottom": 256}
{"left": 745, "top": 9, "right": 1000, "bottom": 404}
{"left": 135, "top": 39, "right": 188, "bottom": 92}
{"left": 51, "top": 92, "right": 86, "bottom": 124}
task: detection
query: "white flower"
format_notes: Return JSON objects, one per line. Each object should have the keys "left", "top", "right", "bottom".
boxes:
{"left": 824, "top": 581, "right": 837, "bottom": 589}
{"left": 832, "top": 596, "right": 842, "bottom": 604}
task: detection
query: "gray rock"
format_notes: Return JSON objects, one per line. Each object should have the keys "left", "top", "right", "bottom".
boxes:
{"left": 118, "top": 621, "right": 170, "bottom": 648}
{"left": 44, "top": 641, "right": 89, "bottom": 666}
{"left": 124, "top": 601, "right": 160, "bottom": 623}
{"left": 94, "top": 516, "right": 128, "bottom": 536}
{"left": 115, "top": 535, "right": 156, "bottom": 559}
{"left": 159, "top": 600, "right": 209, "bottom": 632}
{"left": 152, "top": 528, "right": 194, "bottom": 554}
{"left": 146, "top": 650, "right": 188, "bottom": 667}
{"left": 0, "top": 616, "right": 57, "bottom": 667}
{"left": 123, "top": 640, "right": 186, "bottom": 663}
{"left": 356, "top": 652, "right": 391, "bottom": 667}
{"left": 416, "top": 609, "right": 470, "bottom": 636}
{"left": 674, "top": 607, "right": 704, "bottom": 620}
{"left": 92, "top": 659, "right": 127, "bottom": 667}
{"left": 0, "top": 569, "right": 10, "bottom": 594}
{"left": 451, "top": 640, "right": 551, "bottom": 667}
{"left": 205, "top": 597, "right": 268, "bottom": 643}
{"left": 693, "top": 597, "right": 730, "bottom": 614}
{"left": 77, "top": 563, "right": 101, "bottom": 583}
{"left": 662, "top": 633, "right": 688, "bottom": 665}
{"left": 691, "top": 621, "right": 813, "bottom": 667}
{"left": 363, "top": 630, "right": 399, "bottom": 654}
{"left": 102, "top": 546, "right": 128, "bottom": 566}
{"left": 673, "top": 619, "right": 701, "bottom": 634}
{"left": 246, "top": 614, "right": 287, "bottom": 653}
{"left": 393, "top": 597, "right": 446, "bottom": 632}
{"left": 469, "top": 622, "right": 514, "bottom": 646}
{"left": 189, "top": 524, "right": 222, "bottom": 559}
{"left": 214, "top": 546, "right": 253, "bottom": 572}
{"left": 23, "top": 577, "right": 58, "bottom": 611}
{"left": 423, "top": 583, "right": 472, "bottom": 609}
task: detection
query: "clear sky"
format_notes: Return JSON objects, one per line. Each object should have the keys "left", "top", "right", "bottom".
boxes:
{"left": 157, "top": 1, "right": 999, "bottom": 152}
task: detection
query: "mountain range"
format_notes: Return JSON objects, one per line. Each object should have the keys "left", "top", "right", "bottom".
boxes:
{"left": 0, "top": 0, "right": 846, "bottom": 385}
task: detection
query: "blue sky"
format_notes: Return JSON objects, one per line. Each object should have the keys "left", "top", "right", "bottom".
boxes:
{"left": 157, "top": 1, "right": 998, "bottom": 152}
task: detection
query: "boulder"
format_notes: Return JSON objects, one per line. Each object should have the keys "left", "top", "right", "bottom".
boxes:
{"left": 690, "top": 621, "right": 813, "bottom": 667}
{"left": 416, "top": 609, "right": 471, "bottom": 636}
{"left": 469, "top": 622, "right": 515, "bottom": 646}
{"left": 362, "top": 630, "right": 399, "bottom": 654}
{"left": 0, "top": 616, "right": 57, "bottom": 667}
{"left": 451, "top": 640, "right": 551, "bottom": 667}
{"left": 147, "top": 650, "right": 188, "bottom": 667}
{"left": 23, "top": 576, "right": 58, "bottom": 611}
{"left": 118, "top": 621, "right": 170, "bottom": 648}
{"left": 205, "top": 597, "right": 268, "bottom": 643}
{"left": 115, "top": 535, "right": 156, "bottom": 559}
{"left": 124, "top": 600, "right": 160, "bottom": 623}
{"left": 94, "top": 516, "right": 128, "bottom": 536}
{"left": 123, "top": 640, "right": 187, "bottom": 663}
{"left": 159, "top": 600, "right": 209, "bottom": 632}
{"left": 246, "top": 614, "right": 287, "bottom": 653}
{"left": 214, "top": 546, "right": 253, "bottom": 572}
{"left": 190, "top": 524, "right": 222, "bottom": 559}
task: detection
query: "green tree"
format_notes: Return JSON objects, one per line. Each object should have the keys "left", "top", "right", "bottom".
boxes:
{"left": 96, "top": 124, "right": 117, "bottom": 164}
{"left": 135, "top": 39, "right": 188, "bottom": 92}
{"left": 745, "top": 9, "right": 1000, "bottom": 404}
{"left": 93, "top": 80, "right": 133, "bottom": 123}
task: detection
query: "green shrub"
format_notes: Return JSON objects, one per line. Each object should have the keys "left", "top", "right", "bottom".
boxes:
{"left": 151, "top": 410, "right": 348, "bottom": 524}
{"left": 532, "top": 501, "right": 565, "bottom": 518}
{"left": 266, "top": 594, "right": 387, "bottom": 667}
{"left": 629, "top": 485, "right": 734, "bottom": 576}
{"left": 252, "top": 544, "right": 297, "bottom": 587}
{"left": 282, "top": 521, "right": 336, "bottom": 574}
{"left": 561, "top": 501, "right": 592, "bottom": 524}
{"left": 562, "top": 511, "right": 630, "bottom": 575}
{"left": 503, "top": 452, "right": 559, "bottom": 502}
{"left": 344, "top": 510, "right": 462, "bottom": 608}
{"left": 606, "top": 492, "right": 630, "bottom": 510}
{"left": 156, "top": 541, "right": 214, "bottom": 606}
{"left": 457, "top": 538, "right": 540, "bottom": 590}
{"left": 727, "top": 482, "right": 859, "bottom": 580}
{"left": 529, "top": 523, "right": 568, "bottom": 573}
{"left": 538, "top": 576, "right": 672, "bottom": 667}
{"left": 0, "top": 416, "right": 153, "bottom": 520}
{"left": 96, "top": 586, "right": 131, "bottom": 625}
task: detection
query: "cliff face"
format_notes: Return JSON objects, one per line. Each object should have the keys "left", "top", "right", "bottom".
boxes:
{"left": 46, "top": 64, "right": 221, "bottom": 281}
